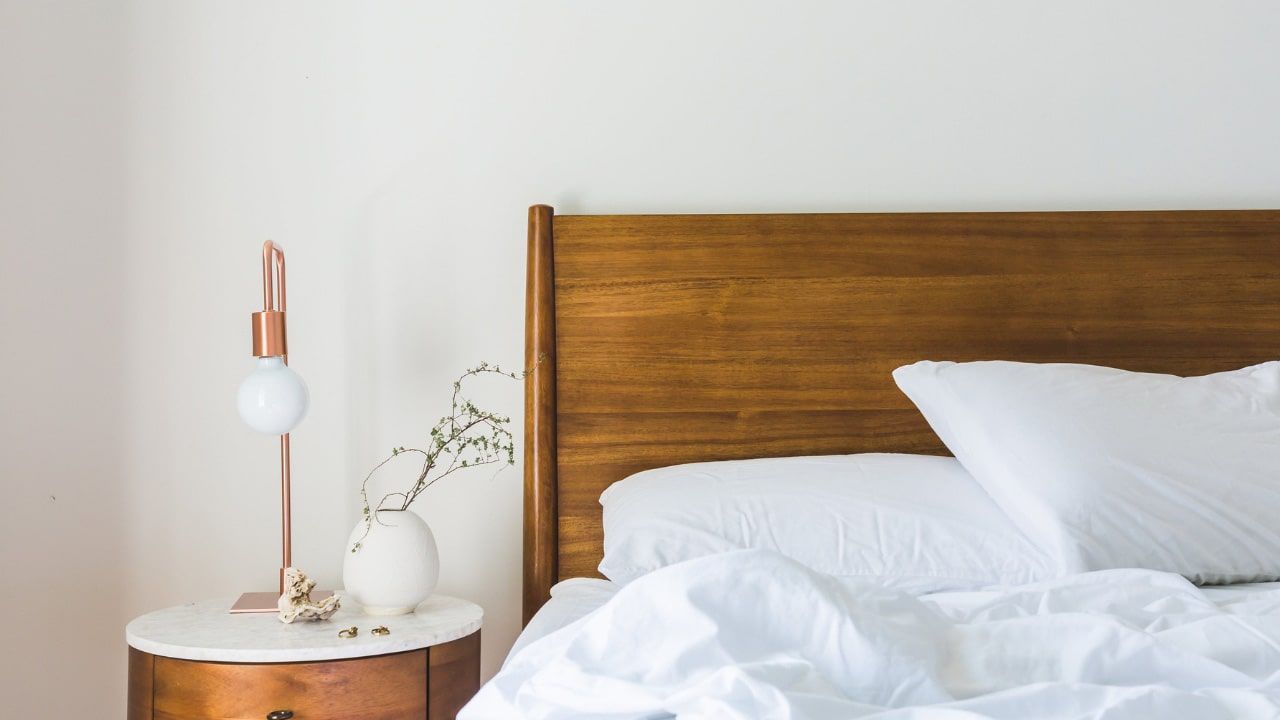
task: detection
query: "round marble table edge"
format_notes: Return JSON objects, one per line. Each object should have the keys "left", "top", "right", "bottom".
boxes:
{"left": 126, "top": 594, "right": 484, "bottom": 663}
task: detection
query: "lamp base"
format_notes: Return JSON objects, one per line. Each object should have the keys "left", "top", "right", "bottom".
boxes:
{"left": 229, "top": 590, "right": 334, "bottom": 614}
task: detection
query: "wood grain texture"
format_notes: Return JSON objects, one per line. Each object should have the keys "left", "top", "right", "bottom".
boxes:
{"left": 150, "top": 650, "right": 428, "bottom": 720}
{"left": 428, "top": 631, "right": 481, "bottom": 720}
{"left": 523, "top": 208, "right": 1280, "bottom": 597}
{"left": 128, "top": 647, "right": 154, "bottom": 720}
{"left": 524, "top": 204, "right": 559, "bottom": 624}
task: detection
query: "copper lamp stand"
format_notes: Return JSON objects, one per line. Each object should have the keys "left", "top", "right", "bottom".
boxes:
{"left": 229, "top": 241, "right": 331, "bottom": 613}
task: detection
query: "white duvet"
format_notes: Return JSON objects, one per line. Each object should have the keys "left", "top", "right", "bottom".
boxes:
{"left": 462, "top": 550, "right": 1280, "bottom": 719}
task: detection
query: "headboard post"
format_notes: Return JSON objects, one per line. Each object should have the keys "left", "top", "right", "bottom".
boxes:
{"left": 523, "top": 204, "right": 558, "bottom": 625}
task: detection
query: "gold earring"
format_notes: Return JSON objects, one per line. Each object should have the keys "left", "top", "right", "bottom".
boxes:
{"left": 338, "top": 626, "right": 358, "bottom": 638}
{"left": 371, "top": 626, "right": 390, "bottom": 636}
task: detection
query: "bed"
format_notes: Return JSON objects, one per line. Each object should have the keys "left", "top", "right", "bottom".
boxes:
{"left": 470, "top": 206, "right": 1280, "bottom": 719}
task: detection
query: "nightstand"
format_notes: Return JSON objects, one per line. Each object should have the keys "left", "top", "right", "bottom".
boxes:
{"left": 126, "top": 594, "right": 483, "bottom": 720}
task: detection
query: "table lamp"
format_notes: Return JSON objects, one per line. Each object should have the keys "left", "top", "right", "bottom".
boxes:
{"left": 229, "top": 241, "right": 328, "bottom": 613}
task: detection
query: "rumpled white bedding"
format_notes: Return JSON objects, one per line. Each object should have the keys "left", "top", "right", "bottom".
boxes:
{"left": 508, "top": 577, "right": 619, "bottom": 658}
{"left": 462, "top": 550, "right": 1280, "bottom": 719}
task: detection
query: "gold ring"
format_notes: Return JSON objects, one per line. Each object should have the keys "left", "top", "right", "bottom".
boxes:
{"left": 338, "top": 626, "right": 358, "bottom": 638}
{"left": 371, "top": 626, "right": 390, "bottom": 636}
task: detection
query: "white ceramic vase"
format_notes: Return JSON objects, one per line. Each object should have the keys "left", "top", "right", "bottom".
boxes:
{"left": 343, "top": 509, "right": 439, "bottom": 615}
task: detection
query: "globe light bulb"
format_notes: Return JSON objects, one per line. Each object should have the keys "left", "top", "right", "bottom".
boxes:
{"left": 237, "top": 356, "right": 309, "bottom": 435}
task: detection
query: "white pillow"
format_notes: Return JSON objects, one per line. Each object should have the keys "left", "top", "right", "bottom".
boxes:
{"left": 893, "top": 360, "right": 1280, "bottom": 584}
{"left": 598, "top": 453, "right": 1058, "bottom": 593}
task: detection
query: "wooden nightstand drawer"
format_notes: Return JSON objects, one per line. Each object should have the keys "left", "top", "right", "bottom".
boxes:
{"left": 153, "top": 650, "right": 427, "bottom": 720}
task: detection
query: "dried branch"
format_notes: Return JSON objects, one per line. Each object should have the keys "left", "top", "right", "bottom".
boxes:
{"left": 351, "top": 359, "right": 536, "bottom": 552}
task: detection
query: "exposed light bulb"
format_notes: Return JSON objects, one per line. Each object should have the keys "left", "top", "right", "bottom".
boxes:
{"left": 237, "top": 356, "right": 309, "bottom": 435}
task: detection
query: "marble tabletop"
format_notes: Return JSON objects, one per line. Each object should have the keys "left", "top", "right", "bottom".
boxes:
{"left": 126, "top": 594, "right": 483, "bottom": 663}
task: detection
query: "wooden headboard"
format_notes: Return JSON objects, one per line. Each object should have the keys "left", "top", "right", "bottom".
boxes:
{"left": 522, "top": 205, "right": 1280, "bottom": 622}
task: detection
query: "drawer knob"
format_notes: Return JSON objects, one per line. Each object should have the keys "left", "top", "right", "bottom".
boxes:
{"left": 267, "top": 711, "right": 294, "bottom": 720}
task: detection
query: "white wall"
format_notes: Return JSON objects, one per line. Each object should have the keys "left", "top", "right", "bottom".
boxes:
{"left": 3, "top": 1, "right": 1280, "bottom": 715}
{"left": 1, "top": 1, "right": 131, "bottom": 712}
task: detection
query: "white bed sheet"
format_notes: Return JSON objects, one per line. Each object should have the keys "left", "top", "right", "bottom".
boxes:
{"left": 470, "top": 551, "right": 1280, "bottom": 719}
{"left": 509, "top": 576, "right": 1280, "bottom": 665}
{"left": 507, "top": 577, "right": 618, "bottom": 661}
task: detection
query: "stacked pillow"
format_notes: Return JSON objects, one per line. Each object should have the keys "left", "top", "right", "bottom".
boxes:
{"left": 893, "top": 360, "right": 1280, "bottom": 584}
{"left": 600, "top": 453, "right": 1058, "bottom": 593}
